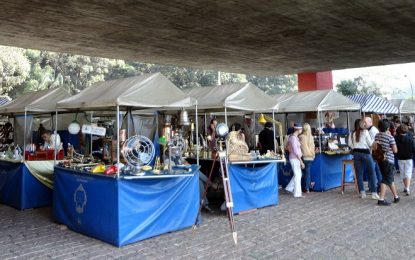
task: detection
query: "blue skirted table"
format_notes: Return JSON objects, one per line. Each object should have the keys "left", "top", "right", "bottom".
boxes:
{"left": 228, "top": 160, "right": 281, "bottom": 214}
{"left": 278, "top": 153, "right": 353, "bottom": 191}
{"left": 53, "top": 165, "right": 200, "bottom": 247}
{"left": 0, "top": 159, "right": 53, "bottom": 210}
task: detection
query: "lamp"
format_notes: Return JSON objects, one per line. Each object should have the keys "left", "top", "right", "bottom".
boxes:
{"left": 258, "top": 114, "right": 267, "bottom": 124}
{"left": 179, "top": 108, "right": 190, "bottom": 126}
{"left": 68, "top": 113, "right": 81, "bottom": 135}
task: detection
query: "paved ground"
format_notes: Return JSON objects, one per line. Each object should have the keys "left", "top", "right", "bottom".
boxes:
{"left": 1, "top": 175, "right": 415, "bottom": 259}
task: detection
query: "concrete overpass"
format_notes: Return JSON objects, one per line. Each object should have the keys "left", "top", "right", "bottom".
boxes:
{"left": 0, "top": 1, "right": 414, "bottom": 75}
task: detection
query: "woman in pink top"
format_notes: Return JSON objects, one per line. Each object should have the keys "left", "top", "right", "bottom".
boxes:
{"left": 285, "top": 124, "right": 305, "bottom": 197}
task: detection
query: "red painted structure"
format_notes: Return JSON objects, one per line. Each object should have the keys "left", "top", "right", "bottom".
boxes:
{"left": 298, "top": 71, "right": 333, "bottom": 92}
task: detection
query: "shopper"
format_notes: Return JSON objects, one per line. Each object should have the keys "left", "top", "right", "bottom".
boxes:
{"left": 395, "top": 124, "right": 415, "bottom": 195}
{"left": 348, "top": 119, "right": 379, "bottom": 199}
{"left": 258, "top": 122, "right": 275, "bottom": 155}
{"left": 375, "top": 120, "right": 399, "bottom": 206}
{"left": 285, "top": 123, "right": 304, "bottom": 198}
{"left": 299, "top": 123, "right": 315, "bottom": 193}
{"left": 364, "top": 116, "right": 382, "bottom": 193}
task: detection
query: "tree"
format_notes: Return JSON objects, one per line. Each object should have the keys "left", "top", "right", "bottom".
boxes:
{"left": 246, "top": 74, "right": 297, "bottom": 94}
{"left": 336, "top": 76, "right": 383, "bottom": 96}
{"left": 0, "top": 46, "right": 30, "bottom": 97}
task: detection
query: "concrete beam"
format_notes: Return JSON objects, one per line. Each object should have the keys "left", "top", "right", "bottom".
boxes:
{"left": 0, "top": 1, "right": 414, "bottom": 75}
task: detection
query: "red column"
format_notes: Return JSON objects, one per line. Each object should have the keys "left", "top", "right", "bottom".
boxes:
{"left": 297, "top": 71, "right": 333, "bottom": 92}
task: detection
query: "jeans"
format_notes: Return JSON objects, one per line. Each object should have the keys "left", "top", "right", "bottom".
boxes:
{"left": 301, "top": 160, "right": 313, "bottom": 190}
{"left": 374, "top": 162, "right": 382, "bottom": 192}
{"left": 353, "top": 152, "right": 377, "bottom": 193}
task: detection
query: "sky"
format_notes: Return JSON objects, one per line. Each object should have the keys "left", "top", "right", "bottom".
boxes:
{"left": 332, "top": 62, "right": 415, "bottom": 99}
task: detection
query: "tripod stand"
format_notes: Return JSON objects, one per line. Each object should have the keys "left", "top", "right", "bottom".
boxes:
{"left": 193, "top": 148, "right": 237, "bottom": 244}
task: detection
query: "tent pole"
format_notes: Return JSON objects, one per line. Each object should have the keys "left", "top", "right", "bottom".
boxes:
{"left": 54, "top": 110, "right": 58, "bottom": 164}
{"left": 23, "top": 109, "right": 27, "bottom": 162}
{"left": 116, "top": 106, "right": 120, "bottom": 178}
{"left": 204, "top": 113, "right": 207, "bottom": 137}
{"left": 225, "top": 107, "right": 228, "bottom": 126}
{"left": 346, "top": 112, "right": 350, "bottom": 133}
{"left": 272, "top": 111, "right": 277, "bottom": 154}
{"left": 317, "top": 110, "right": 323, "bottom": 153}
{"left": 90, "top": 112, "right": 93, "bottom": 157}
{"left": 195, "top": 104, "right": 199, "bottom": 166}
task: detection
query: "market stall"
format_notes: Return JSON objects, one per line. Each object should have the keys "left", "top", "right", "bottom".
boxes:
{"left": 54, "top": 72, "right": 200, "bottom": 246}
{"left": 0, "top": 87, "right": 71, "bottom": 209}
{"left": 275, "top": 90, "right": 360, "bottom": 191}
{"left": 391, "top": 99, "right": 415, "bottom": 124}
{"left": 186, "top": 82, "right": 283, "bottom": 213}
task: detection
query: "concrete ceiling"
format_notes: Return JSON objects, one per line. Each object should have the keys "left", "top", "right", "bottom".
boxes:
{"left": 0, "top": 1, "right": 415, "bottom": 75}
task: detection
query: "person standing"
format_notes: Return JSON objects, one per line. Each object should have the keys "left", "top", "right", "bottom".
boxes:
{"left": 375, "top": 120, "right": 399, "bottom": 206}
{"left": 348, "top": 119, "right": 379, "bottom": 199}
{"left": 41, "top": 130, "right": 62, "bottom": 150}
{"left": 207, "top": 119, "right": 218, "bottom": 151}
{"left": 285, "top": 124, "right": 304, "bottom": 198}
{"left": 258, "top": 122, "right": 275, "bottom": 155}
{"left": 395, "top": 124, "right": 415, "bottom": 195}
{"left": 299, "top": 123, "right": 315, "bottom": 193}
{"left": 364, "top": 116, "right": 382, "bottom": 193}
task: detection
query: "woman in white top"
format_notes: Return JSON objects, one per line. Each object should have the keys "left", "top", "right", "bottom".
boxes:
{"left": 348, "top": 119, "right": 379, "bottom": 199}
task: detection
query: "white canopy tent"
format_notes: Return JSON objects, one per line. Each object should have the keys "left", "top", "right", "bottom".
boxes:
{"left": 57, "top": 72, "right": 198, "bottom": 176}
{"left": 185, "top": 82, "right": 279, "bottom": 154}
{"left": 391, "top": 99, "right": 415, "bottom": 114}
{"left": 272, "top": 90, "right": 361, "bottom": 152}
{"left": 275, "top": 90, "right": 360, "bottom": 113}
{"left": 185, "top": 82, "right": 275, "bottom": 112}
{"left": 0, "top": 88, "right": 72, "bottom": 152}
{"left": 57, "top": 72, "right": 195, "bottom": 110}
{"left": 0, "top": 87, "right": 70, "bottom": 115}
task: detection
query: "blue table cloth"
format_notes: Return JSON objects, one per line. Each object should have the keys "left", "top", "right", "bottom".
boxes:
{"left": 0, "top": 160, "right": 53, "bottom": 210}
{"left": 53, "top": 166, "right": 200, "bottom": 247}
{"left": 228, "top": 162, "right": 278, "bottom": 214}
{"left": 278, "top": 153, "right": 353, "bottom": 191}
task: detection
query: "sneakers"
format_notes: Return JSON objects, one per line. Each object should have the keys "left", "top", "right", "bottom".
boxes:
{"left": 394, "top": 197, "right": 400, "bottom": 203}
{"left": 377, "top": 200, "right": 391, "bottom": 206}
{"left": 371, "top": 193, "right": 380, "bottom": 200}
{"left": 360, "top": 191, "right": 367, "bottom": 199}
{"left": 404, "top": 188, "right": 410, "bottom": 196}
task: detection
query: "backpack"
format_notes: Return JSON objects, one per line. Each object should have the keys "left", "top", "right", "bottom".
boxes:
{"left": 372, "top": 141, "right": 385, "bottom": 163}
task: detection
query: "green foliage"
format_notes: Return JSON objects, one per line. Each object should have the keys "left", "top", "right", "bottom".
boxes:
{"left": 0, "top": 46, "right": 30, "bottom": 97}
{"left": 0, "top": 45, "right": 298, "bottom": 98}
{"left": 336, "top": 76, "right": 383, "bottom": 96}
{"left": 246, "top": 74, "right": 297, "bottom": 94}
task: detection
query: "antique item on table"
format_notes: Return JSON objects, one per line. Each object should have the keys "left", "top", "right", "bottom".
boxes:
{"left": 122, "top": 135, "right": 155, "bottom": 174}
{"left": 227, "top": 130, "right": 250, "bottom": 161}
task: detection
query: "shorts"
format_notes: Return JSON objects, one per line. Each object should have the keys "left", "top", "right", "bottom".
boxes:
{"left": 379, "top": 161, "right": 395, "bottom": 186}
{"left": 398, "top": 159, "right": 413, "bottom": 180}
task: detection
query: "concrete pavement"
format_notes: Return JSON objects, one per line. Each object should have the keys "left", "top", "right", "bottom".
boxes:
{"left": 1, "top": 175, "right": 414, "bottom": 259}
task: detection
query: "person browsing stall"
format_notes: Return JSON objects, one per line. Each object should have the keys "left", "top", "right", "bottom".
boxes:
{"left": 299, "top": 123, "right": 315, "bottom": 193}
{"left": 285, "top": 123, "right": 304, "bottom": 198}
{"left": 375, "top": 120, "right": 400, "bottom": 206}
{"left": 348, "top": 119, "right": 379, "bottom": 200}
{"left": 364, "top": 116, "right": 382, "bottom": 193}
{"left": 258, "top": 122, "right": 275, "bottom": 155}
{"left": 41, "top": 130, "right": 62, "bottom": 150}
{"left": 395, "top": 124, "right": 415, "bottom": 196}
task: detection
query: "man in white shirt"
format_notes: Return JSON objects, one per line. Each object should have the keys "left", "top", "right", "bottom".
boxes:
{"left": 41, "top": 130, "right": 62, "bottom": 150}
{"left": 364, "top": 117, "right": 382, "bottom": 193}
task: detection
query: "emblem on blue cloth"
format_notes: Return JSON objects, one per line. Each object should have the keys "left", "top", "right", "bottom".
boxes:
{"left": 74, "top": 184, "right": 87, "bottom": 214}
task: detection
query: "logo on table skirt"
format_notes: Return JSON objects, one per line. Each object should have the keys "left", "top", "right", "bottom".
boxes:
{"left": 74, "top": 184, "right": 87, "bottom": 214}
